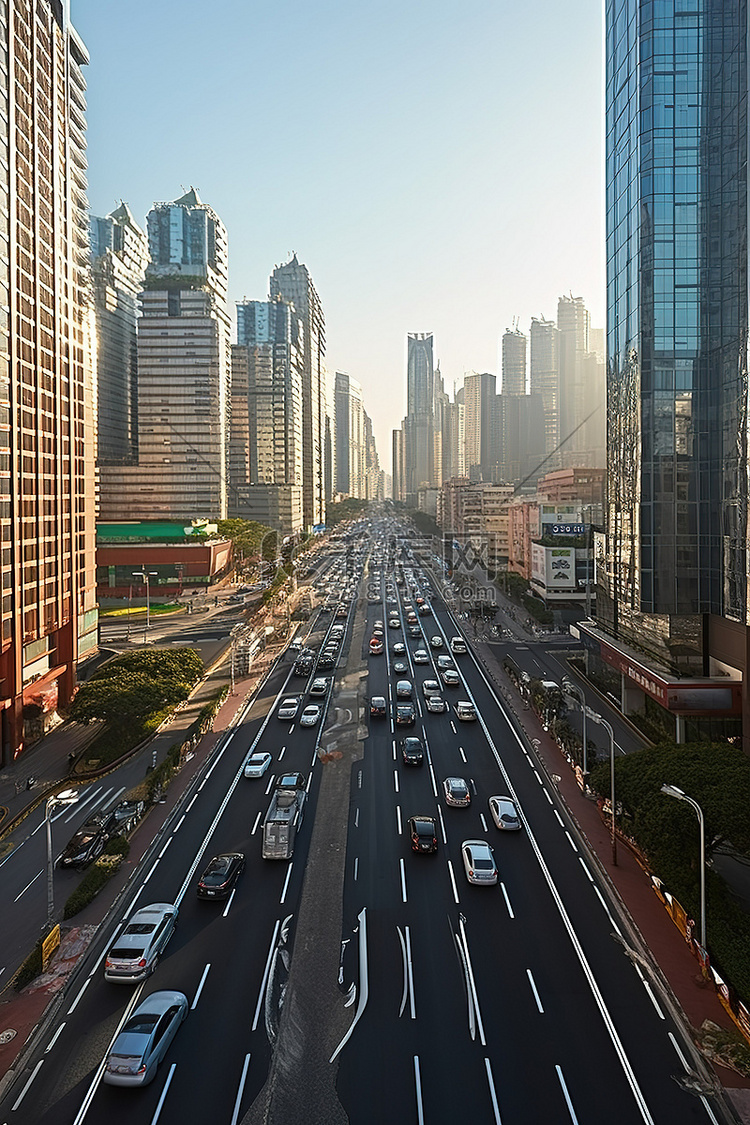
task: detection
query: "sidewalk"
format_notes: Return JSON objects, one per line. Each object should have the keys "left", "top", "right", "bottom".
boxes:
{"left": 473, "top": 636, "right": 750, "bottom": 1121}
{"left": 0, "top": 644, "right": 284, "bottom": 1092}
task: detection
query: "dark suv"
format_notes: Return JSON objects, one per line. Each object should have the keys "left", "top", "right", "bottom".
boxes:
{"left": 396, "top": 703, "right": 416, "bottom": 726}
{"left": 370, "top": 696, "right": 387, "bottom": 718}
{"left": 408, "top": 815, "right": 438, "bottom": 853}
{"left": 59, "top": 809, "right": 119, "bottom": 868}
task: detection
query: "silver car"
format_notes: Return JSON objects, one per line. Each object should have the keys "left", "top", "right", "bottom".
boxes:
{"left": 103, "top": 990, "right": 188, "bottom": 1085}
{"left": 425, "top": 695, "right": 446, "bottom": 713}
{"left": 300, "top": 704, "right": 321, "bottom": 727}
{"left": 104, "top": 903, "right": 179, "bottom": 983}
{"left": 277, "top": 697, "right": 300, "bottom": 720}
{"left": 244, "top": 752, "right": 272, "bottom": 778}
{"left": 489, "top": 795, "right": 522, "bottom": 831}
{"left": 461, "top": 840, "right": 498, "bottom": 885}
{"left": 444, "top": 777, "right": 471, "bottom": 807}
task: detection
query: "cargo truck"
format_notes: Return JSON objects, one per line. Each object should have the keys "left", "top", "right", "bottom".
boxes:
{"left": 261, "top": 772, "right": 307, "bottom": 859}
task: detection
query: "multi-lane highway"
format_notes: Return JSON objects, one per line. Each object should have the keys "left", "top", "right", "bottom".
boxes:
{"left": 0, "top": 519, "right": 731, "bottom": 1124}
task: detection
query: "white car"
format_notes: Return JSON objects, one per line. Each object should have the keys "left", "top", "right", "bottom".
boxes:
{"left": 278, "top": 697, "right": 301, "bottom": 720}
{"left": 425, "top": 695, "right": 446, "bottom": 713}
{"left": 396, "top": 679, "right": 413, "bottom": 698}
{"left": 456, "top": 700, "right": 477, "bottom": 721}
{"left": 442, "top": 669, "right": 460, "bottom": 687}
{"left": 429, "top": 636, "right": 443, "bottom": 649}
{"left": 413, "top": 649, "right": 430, "bottom": 664}
{"left": 300, "top": 704, "right": 321, "bottom": 727}
{"left": 489, "top": 796, "right": 522, "bottom": 831}
{"left": 461, "top": 840, "right": 498, "bottom": 885}
{"left": 309, "top": 677, "right": 328, "bottom": 696}
{"left": 421, "top": 679, "right": 440, "bottom": 697}
{"left": 244, "top": 752, "right": 272, "bottom": 778}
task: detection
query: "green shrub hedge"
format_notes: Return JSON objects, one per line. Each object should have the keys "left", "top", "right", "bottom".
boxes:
{"left": 63, "top": 854, "right": 123, "bottom": 920}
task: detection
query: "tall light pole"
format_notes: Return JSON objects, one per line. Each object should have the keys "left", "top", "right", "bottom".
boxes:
{"left": 46, "top": 788, "right": 79, "bottom": 926}
{"left": 562, "top": 678, "right": 588, "bottom": 777}
{"left": 660, "top": 784, "right": 706, "bottom": 950}
{"left": 585, "top": 706, "right": 617, "bottom": 865}
{"left": 133, "top": 569, "right": 158, "bottom": 640}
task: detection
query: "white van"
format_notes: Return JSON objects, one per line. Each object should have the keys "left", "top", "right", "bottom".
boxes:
{"left": 450, "top": 636, "right": 467, "bottom": 654}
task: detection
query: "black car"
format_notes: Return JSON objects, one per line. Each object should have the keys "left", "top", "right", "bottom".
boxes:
{"left": 401, "top": 737, "right": 424, "bottom": 765}
{"left": 408, "top": 815, "right": 438, "bottom": 853}
{"left": 370, "top": 696, "right": 387, "bottom": 718}
{"left": 197, "top": 852, "right": 245, "bottom": 899}
{"left": 59, "top": 809, "right": 119, "bottom": 868}
{"left": 317, "top": 653, "right": 335, "bottom": 669}
{"left": 408, "top": 625, "right": 421, "bottom": 637}
{"left": 396, "top": 703, "right": 416, "bottom": 726}
{"left": 293, "top": 657, "right": 313, "bottom": 677}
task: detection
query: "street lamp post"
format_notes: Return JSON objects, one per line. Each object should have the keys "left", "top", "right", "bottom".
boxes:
{"left": 133, "top": 569, "right": 158, "bottom": 640}
{"left": 660, "top": 784, "right": 706, "bottom": 950}
{"left": 562, "top": 678, "right": 588, "bottom": 777}
{"left": 46, "top": 788, "right": 79, "bottom": 926}
{"left": 585, "top": 707, "right": 617, "bottom": 865}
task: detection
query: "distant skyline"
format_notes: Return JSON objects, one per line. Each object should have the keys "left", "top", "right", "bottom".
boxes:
{"left": 75, "top": 0, "right": 604, "bottom": 463}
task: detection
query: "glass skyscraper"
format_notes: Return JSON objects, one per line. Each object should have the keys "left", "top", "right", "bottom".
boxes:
{"left": 586, "top": 0, "right": 747, "bottom": 744}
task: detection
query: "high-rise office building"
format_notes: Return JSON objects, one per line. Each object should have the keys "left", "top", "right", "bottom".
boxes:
{"left": 404, "top": 333, "right": 435, "bottom": 495}
{"left": 557, "top": 295, "right": 605, "bottom": 467}
{"left": 530, "top": 317, "right": 559, "bottom": 462}
{"left": 99, "top": 189, "right": 231, "bottom": 521}
{"left": 463, "top": 372, "right": 497, "bottom": 480}
{"left": 501, "top": 327, "right": 527, "bottom": 396}
{"left": 270, "top": 256, "right": 326, "bottom": 528}
{"left": 229, "top": 298, "right": 304, "bottom": 533}
{"left": 0, "top": 5, "right": 98, "bottom": 759}
{"left": 90, "top": 204, "right": 150, "bottom": 464}
{"left": 392, "top": 428, "right": 405, "bottom": 503}
{"left": 585, "top": 0, "right": 747, "bottom": 746}
{"left": 334, "top": 371, "right": 365, "bottom": 498}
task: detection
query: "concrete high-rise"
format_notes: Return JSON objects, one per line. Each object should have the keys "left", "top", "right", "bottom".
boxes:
{"left": 463, "top": 372, "right": 496, "bottom": 480}
{"left": 90, "top": 204, "right": 150, "bottom": 464}
{"left": 557, "top": 295, "right": 605, "bottom": 467}
{"left": 530, "top": 317, "right": 559, "bottom": 461}
{"left": 0, "top": 4, "right": 98, "bottom": 759}
{"left": 99, "top": 189, "right": 231, "bottom": 521}
{"left": 584, "top": 0, "right": 748, "bottom": 746}
{"left": 270, "top": 256, "right": 326, "bottom": 528}
{"left": 501, "top": 327, "right": 527, "bottom": 396}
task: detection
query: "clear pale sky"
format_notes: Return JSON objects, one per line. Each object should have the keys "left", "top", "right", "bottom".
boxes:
{"left": 74, "top": 0, "right": 605, "bottom": 466}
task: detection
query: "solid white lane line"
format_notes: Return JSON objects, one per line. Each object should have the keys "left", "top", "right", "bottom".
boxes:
{"left": 592, "top": 884, "right": 622, "bottom": 936}
{"left": 543, "top": 788, "right": 553, "bottom": 805}
{"left": 392, "top": 739, "right": 397, "bottom": 761}
{"left": 150, "top": 1062, "right": 177, "bottom": 1125}
{"left": 63, "top": 785, "right": 108, "bottom": 822}
{"left": 14, "top": 869, "right": 42, "bottom": 902}
{"left": 405, "top": 924, "right": 416, "bottom": 1018}
{"left": 354, "top": 808, "right": 359, "bottom": 828}
{"left": 230, "top": 1054, "right": 252, "bottom": 1125}
{"left": 252, "top": 920, "right": 281, "bottom": 1031}
{"left": 354, "top": 857, "right": 359, "bottom": 880}
{"left": 458, "top": 745, "right": 467, "bottom": 763}
{"left": 45, "top": 1021, "right": 66, "bottom": 1053}
{"left": 565, "top": 830, "right": 578, "bottom": 852}
{"left": 484, "top": 1057, "right": 503, "bottom": 1125}
{"left": 527, "top": 969, "right": 544, "bottom": 1013}
{"left": 222, "top": 889, "right": 236, "bottom": 918}
{"left": 192, "top": 964, "right": 211, "bottom": 1009}
{"left": 67, "top": 976, "right": 91, "bottom": 1014}
{"left": 280, "top": 862, "right": 294, "bottom": 904}
{"left": 400, "top": 858, "right": 408, "bottom": 902}
{"left": 396, "top": 805, "right": 403, "bottom": 835}
{"left": 278, "top": 746, "right": 286, "bottom": 761}
{"left": 556, "top": 1065, "right": 580, "bottom": 1124}
{"left": 447, "top": 859, "right": 460, "bottom": 904}
{"left": 500, "top": 882, "right": 515, "bottom": 919}
{"left": 458, "top": 915, "right": 486, "bottom": 1046}
{"left": 11, "top": 1059, "right": 44, "bottom": 1111}
{"left": 414, "top": 1056, "right": 425, "bottom": 1125}
{"left": 288, "top": 724, "right": 295, "bottom": 734}
{"left": 533, "top": 769, "right": 543, "bottom": 785}
{"left": 198, "top": 777, "right": 208, "bottom": 791}
{"left": 251, "top": 810, "right": 262, "bottom": 835}
{"left": 393, "top": 770, "right": 400, "bottom": 793}
{"left": 450, "top": 721, "right": 457, "bottom": 734}
{"left": 265, "top": 774, "right": 276, "bottom": 795}
{"left": 437, "top": 805, "right": 447, "bottom": 843}
{"left": 479, "top": 812, "right": 488, "bottom": 832}
{"left": 141, "top": 857, "right": 159, "bottom": 886}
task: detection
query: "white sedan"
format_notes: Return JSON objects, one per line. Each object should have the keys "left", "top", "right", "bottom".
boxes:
{"left": 461, "top": 840, "right": 498, "bottom": 885}
{"left": 277, "top": 697, "right": 300, "bottom": 720}
{"left": 244, "top": 752, "right": 272, "bottom": 778}
{"left": 299, "top": 704, "right": 321, "bottom": 727}
{"left": 413, "top": 649, "right": 430, "bottom": 664}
